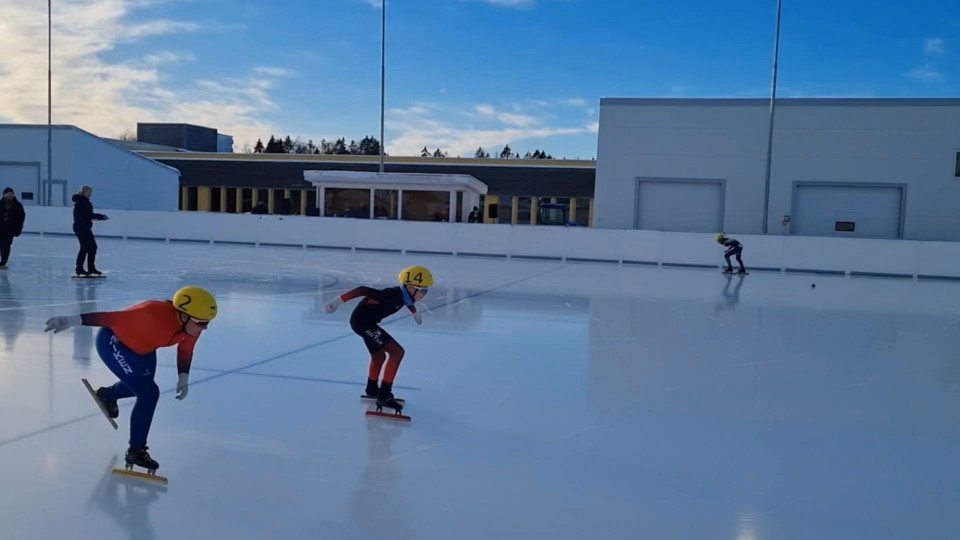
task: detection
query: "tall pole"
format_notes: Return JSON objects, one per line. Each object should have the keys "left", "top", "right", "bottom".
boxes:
{"left": 761, "top": 0, "right": 782, "bottom": 234}
{"left": 378, "top": 0, "right": 386, "bottom": 174}
{"left": 47, "top": 0, "right": 53, "bottom": 206}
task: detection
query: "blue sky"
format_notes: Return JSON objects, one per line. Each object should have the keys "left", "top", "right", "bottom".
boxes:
{"left": 0, "top": 0, "right": 957, "bottom": 158}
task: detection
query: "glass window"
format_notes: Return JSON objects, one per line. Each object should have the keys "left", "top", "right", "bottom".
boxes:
{"left": 576, "top": 198, "right": 591, "bottom": 227}
{"left": 273, "top": 189, "right": 285, "bottom": 213}
{"left": 487, "top": 201, "right": 498, "bottom": 220}
{"left": 210, "top": 188, "right": 222, "bottom": 212}
{"left": 456, "top": 192, "right": 464, "bottom": 223}
{"left": 306, "top": 189, "right": 319, "bottom": 216}
{"left": 185, "top": 187, "right": 198, "bottom": 211}
{"left": 290, "top": 190, "right": 303, "bottom": 215}
{"left": 225, "top": 188, "right": 237, "bottom": 213}
{"left": 374, "top": 189, "right": 399, "bottom": 219}
{"left": 498, "top": 196, "right": 513, "bottom": 224}
{"left": 517, "top": 196, "right": 532, "bottom": 224}
{"left": 402, "top": 190, "right": 449, "bottom": 221}
{"left": 241, "top": 188, "right": 253, "bottom": 213}
{"left": 325, "top": 188, "right": 370, "bottom": 218}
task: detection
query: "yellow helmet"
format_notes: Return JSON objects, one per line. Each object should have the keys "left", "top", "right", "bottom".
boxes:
{"left": 172, "top": 286, "right": 218, "bottom": 321}
{"left": 716, "top": 233, "right": 727, "bottom": 243}
{"left": 398, "top": 265, "right": 434, "bottom": 288}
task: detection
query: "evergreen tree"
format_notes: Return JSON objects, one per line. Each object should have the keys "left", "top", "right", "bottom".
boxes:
{"left": 432, "top": 148, "right": 445, "bottom": 158}
{"left": 253, "top": 139, "right": 265, "bottom": 153}
{"left": 499, "top": 144, "right": 512, "bottom": 159}
{"left": 348, "top": 140, "right": 360, "bottom": 155}
{"left": 282, "top": 135, "right": 294, "bottom": 153}
{"left": 524, "top": 151, "right": 533, "bottom": 159}
{"left": 333, "top": 138, "right": 349, "bottom": 155}
{"left": 264, "top": 135, "right": 284, "bottom": 153}
{"left": 421, "top": 146, "right": 430, "bottom": 157}
{"left": 475, "top": 146, "right": 489, "bottom": 158}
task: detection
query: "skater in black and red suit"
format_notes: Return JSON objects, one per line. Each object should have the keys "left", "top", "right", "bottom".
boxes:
{"left": 323, "top": 265, "right": 432, "bottom": 413}
{"left": 716, "top": 233, "right": 747, "bottom": 274}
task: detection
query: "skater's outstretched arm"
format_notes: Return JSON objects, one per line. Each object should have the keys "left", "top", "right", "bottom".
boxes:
{"left": 323, "top": 287, "right": 380, "bottom": 313}
{"left": 44, "top": 308, "right": 125, "bottom": 333}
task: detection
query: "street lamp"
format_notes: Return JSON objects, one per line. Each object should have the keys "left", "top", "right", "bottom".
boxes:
{"left": 379, "top": 0, "right": 386, "bottom": 174}
{"left": 761, "top": 0, "right": 782, "bottom": 234}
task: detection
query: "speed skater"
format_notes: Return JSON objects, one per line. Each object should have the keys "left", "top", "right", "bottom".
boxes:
{"left": 323, "top": 265, "right": 432, "bottom": 412}
{"left": 44, "top": 286, "right": 217, "bottom": 473}
{"left": 716, "top": 233, "right": 747, "bottom": 274}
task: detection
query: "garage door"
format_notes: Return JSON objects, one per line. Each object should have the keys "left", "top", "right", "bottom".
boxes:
{"left": 0, "top": 163, "right": 40, "bottom": 206}
{"left": 793, "top": 184, "right": 903, "bottom": 239}
{"left": 635, "top": 179, "right": 723, "bottom": 232}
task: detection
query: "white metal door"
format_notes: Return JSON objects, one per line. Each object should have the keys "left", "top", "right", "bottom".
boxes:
{"left": 793, "top": 184, "right": 903, "bottom": 239}
{"left": 635, "top": 179, "right": 723, "bottom": 232}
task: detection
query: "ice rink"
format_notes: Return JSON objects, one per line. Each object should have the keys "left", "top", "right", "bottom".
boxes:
{"left": 1, "top": 235, "right": 958, "bottom": 540}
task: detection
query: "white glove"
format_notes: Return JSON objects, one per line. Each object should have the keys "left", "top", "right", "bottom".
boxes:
{"left": 175, "top": 373, "right": 189, "bottom": 400}
{"left": 323, "top": 296, "right": 344, "bottom": 313}
{"left": 44, "top": 314, "right": 82, "bottom": 334}
{"left": 413, "top": 312, "right": 422, "bottom": 325}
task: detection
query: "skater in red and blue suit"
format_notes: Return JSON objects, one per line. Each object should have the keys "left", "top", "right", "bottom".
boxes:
{"left": 716, "top": 233, "right": 747, "bottom": 274}
{"left": 323, "top": 265, "right": 432, "bottom": 413}
{"left": 44, "top": 286, "right": 217, "bottom": 472}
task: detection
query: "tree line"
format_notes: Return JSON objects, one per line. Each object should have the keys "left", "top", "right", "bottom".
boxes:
{"left": 254, "top": 135, "right": 566, "bottom": 160}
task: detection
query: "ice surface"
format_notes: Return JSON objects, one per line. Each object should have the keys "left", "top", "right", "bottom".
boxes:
{"left": 1, "top": 235, "right": 958, "bottom": 540}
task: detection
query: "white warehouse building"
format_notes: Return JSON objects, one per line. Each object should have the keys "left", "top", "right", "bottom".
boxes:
{"left": 594, "top": 98, "right": 960, "bottom": 241}
{"left": 0, "top": 125, "right": 180, "bottom": 210}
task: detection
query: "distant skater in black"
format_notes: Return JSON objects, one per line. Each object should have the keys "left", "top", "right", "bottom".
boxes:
{"left": 716, "top": 234, "right": 747, "bottom": 274}
{"left": 73, "top": 185, "right": 108, "bottom": 277}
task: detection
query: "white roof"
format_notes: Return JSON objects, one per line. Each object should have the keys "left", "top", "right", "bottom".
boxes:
{"left": 303, "top": 170, "right": 488, "bottom": 194}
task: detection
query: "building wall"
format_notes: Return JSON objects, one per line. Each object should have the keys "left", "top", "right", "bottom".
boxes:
{"left": 149, "top": 154, "right": 596, "bottom": 226}
{"left": 0, "top": 125, "right": 180, "bottom": 210}
{"left": 595, "top": 98, "right": 960, "bottom": 240}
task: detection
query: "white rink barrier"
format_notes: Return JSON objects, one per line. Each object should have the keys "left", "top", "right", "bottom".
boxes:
{"left": 22, "top": 206, "right": 960, "bottom": 280}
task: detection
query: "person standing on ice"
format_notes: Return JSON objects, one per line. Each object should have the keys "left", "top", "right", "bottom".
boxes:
{"left": 43, "top": 286, "right": 217, "bottom": 473}
{"left": 72, "top": 185, "right": 108, "bottom": 277}
{"left": 323, "top": 265, "right": 432, "bottom": 413}
{"left": 716, "top": 233, "right": 747, "bottom": 274}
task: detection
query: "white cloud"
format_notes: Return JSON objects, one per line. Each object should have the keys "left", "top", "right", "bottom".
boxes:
{"left": 925, "top": 37, "right": 945, "bottom": 55}
{"left": 386, "top": 100, "right": 593, "bottom": 157}
{"left": 252, "top": 66, "right": 297, "bottom": 77}
{"left": 908, "top": 66, "right": 943, "bottom": 82}
{"left": 0, "top": 0, "right": 283, "bottom": 150}
{"left": 473, "top": 103, "right": 539, "bottom": 128}
{"left": 142, "top": 51, "right": 196, "bottom": 66}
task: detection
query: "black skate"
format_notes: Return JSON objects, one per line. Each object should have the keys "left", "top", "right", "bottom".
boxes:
{"left": 376, "top": 394, "right": 404, "bottom": 413}
{"left": 125, "top": 446, "right": 160, "bottom": 471}
{"left": 113, "top": 446, "right": 168, "bottom": 484}
{"left": 81, "top": 378, "right": 118, "bottom": 430}
{"left": 364, "top": 379, "right": 379, "bottom": 399}
{"left": 95, "top": 387, "right": 119, "bottom": 418}
{"left": 722, "top": 267, "right": 734, "bottom": 274}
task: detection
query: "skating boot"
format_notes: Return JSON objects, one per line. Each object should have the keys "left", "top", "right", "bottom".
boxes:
{"left": 95, "top": 387, "right": 119, "bottom": 418}
{"left": 723, "top": 267, "right": 734, "bottom": 274}
{"left": 125, "top": 446, "right": 160, "bottom": 472}
{"left": 737, "top": 268, "right": 748, "bottom": 275}
{"left": 75, "top": 267, "right": 89, "bottom": 277}
{"left": 364, "top": 378, "right": 379, "bottom": 399}
{"left": 376, "top": 382, "right": 403, "bottom": 413}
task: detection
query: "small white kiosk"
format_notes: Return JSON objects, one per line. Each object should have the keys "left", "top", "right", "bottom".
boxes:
{"left": 303, "top": 170, "right": 487, "bottom": 222}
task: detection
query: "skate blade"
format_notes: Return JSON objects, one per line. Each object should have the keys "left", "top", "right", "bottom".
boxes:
{"left": 81, "top": 378, "right": 118, "bottom": 430}
{"left": 112, "top": 467, "right": 168, "bottom": 485}
{"left": 72, "top": 275, "right": 107, "bottom": 279}
{"left": 365, "top": 410, "right": 411, "bottom": 422}
{"left": 360, "top": 395, "right": 405, "bottom": 405}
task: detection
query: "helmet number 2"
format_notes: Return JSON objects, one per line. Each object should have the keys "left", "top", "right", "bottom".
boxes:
{"left": 177, "top": 294, "right": 192, "bottom": 311}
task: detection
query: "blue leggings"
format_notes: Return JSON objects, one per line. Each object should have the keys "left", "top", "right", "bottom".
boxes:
{"left": 96, "top": 328, "right": 159, "bottom": 448}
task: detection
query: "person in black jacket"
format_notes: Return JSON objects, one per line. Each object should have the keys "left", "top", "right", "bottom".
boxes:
{"left": 73, "top": 185, "right": 108, "bottom": 277}
{"left": 0, "top": 187, "right": 26, "bottom": 269}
